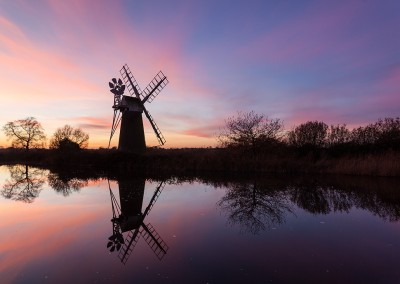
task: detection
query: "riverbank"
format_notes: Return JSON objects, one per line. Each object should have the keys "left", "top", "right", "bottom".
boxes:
{"left": 1, "top": 147, "right": 399, "bottom": 177}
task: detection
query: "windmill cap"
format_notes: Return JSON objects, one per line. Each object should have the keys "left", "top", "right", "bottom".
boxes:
{"left": 121, "top": 95, "right": 143, "bottom": 112}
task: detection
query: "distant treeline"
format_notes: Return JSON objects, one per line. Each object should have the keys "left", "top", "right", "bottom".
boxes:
{"left": 286, "top": 117, "right": 400, "bottom": 152}
{"left": 218, "top": 114, "right": 400, "bottom": 155}
{"left": 0, "top": 115, "right": 399, "bottom": 177}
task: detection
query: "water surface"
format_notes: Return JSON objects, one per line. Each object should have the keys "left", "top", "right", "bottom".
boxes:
{"left": 1, "top": 165, "right": 400, "bottom": 283}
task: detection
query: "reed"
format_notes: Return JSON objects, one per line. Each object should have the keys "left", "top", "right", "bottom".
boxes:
{"left": 326, "top": 151, "right": 400, "bottom": 176}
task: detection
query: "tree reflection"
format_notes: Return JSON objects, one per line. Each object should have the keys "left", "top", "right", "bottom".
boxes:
{"left": 47, "top": 173, "right": 88, "bottom": 196}
{"left": 289, "top": 185, "right": 354, "bottom": 214}
{"left": 1, "top": 164, "right": 46, "bottom": 203}
{"left": 290, "top": 185, "right": 357, "bottom": 214}
{"left": 218, "top": 181, "right": 293, "bottom": 234}
{"left": 214, "top": 175, "right": 400, "bottom": 234}
{"left": 288, "top": 177, "right": 400, "bottom": 221}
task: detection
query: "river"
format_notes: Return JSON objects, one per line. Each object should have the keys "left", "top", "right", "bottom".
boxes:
{"left": 0, "top": 165, "right": 400, "bottom": 283}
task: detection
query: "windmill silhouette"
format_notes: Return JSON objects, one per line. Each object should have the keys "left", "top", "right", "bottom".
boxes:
{"left": 107, "top": 178, "right": 169, "bottom": 264}
{"left": 108, "top": 64, "right": 168, "bottom": 153}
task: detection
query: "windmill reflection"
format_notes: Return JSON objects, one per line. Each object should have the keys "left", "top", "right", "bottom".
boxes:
{"left": 107, "top": 178, "right": 168, "bottom": 264}
{"left": 218, "top": 181, "right": 293, "bottom": 234}
{"left": 47, "top": 173, "right": 88, "bottom": 196}
{"left": 1, "top": 164, "right": 45, "bottom": 203}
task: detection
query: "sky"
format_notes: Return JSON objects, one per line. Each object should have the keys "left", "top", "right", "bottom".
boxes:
{"left": 0, "top": 0, "right": 399, "bottom": 148}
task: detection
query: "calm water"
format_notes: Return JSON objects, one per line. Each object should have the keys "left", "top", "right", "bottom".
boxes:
{"left": 1, "top": 165, "right": 400, "bottom": 284}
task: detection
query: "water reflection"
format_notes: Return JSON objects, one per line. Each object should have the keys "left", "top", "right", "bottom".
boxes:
{"left": 47, "top": 173, "right": 88, "bottom": 196}
{"left": 1, "top": 164, "right": 45, "bottom": 203}
{"left": 289, "top": 184, "right": 344, "bottom": 214}
{"left": 287, "top": 177, "right": 400, "bottom": 221}
{"left": 2, "top": 165, "right": 399, "bottom": 228}
{"left": 218, "top": 181, "right": 293, "bottom": 234}
{"left": 107, "top": 178, "right": 169, "bottom": 264}
{"left": 1, "top": 166, "right": 400, "bottom": 283}
{"left": 214, "top": 176, "right": 400, "bottom": 234}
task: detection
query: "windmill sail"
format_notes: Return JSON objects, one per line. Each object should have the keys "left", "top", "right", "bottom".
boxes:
{"left": 108, "top": 109, "right": 123, "bottom": 147}
{"left": 141, "top": 71, "right": 169, "bottom": 104}
{"left": 142, "top": 106, "right": 166, "bottom": 145}
{"left": 120, "top": 64, "right": 142, "bottom": 99}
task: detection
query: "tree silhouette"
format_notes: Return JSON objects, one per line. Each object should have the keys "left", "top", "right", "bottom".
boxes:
{"left": 350, "top": 117, "right": 400, "bottom": 149}
{"left": 49, "top": 125, "right": 89, "bottom": 149}
{"left": 2, "top": 117, "right": 46, "bottom": 150}
{"left": 327, "top": 124, "right": 351, "bottom": 146}
{"left": 288, "top": 121, "right": 328, "bottom": 147}
{"left": 1, "top": 165, "right": 46, "bottom": 203}
{"left": 218, "top": 181, "right": 293, "bottom": 234}
{"left": 218, "top": 111, "right": 283, "bottom": 153}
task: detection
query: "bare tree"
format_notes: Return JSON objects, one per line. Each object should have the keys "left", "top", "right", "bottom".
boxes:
{"left": 49, "top": 125, "right": 89, "bottom": 149}
{"left": 2, "top": 117, "right": 46, "bottom": 150}
{"left": 218, "top": 111, "right": 283, "bottom": 152}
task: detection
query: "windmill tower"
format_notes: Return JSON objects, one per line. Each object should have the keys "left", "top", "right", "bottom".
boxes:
{"left": 108, "top": 64, "right": 168, "bottom": 153}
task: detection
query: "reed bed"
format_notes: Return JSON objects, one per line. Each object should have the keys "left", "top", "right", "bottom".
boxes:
{"left": 0, "top": 147, "right": 399, "bottom": 177}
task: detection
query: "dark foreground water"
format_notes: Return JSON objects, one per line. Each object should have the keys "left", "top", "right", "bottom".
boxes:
{"left": 1, "top": 165, "right": 400, "bottom": 284}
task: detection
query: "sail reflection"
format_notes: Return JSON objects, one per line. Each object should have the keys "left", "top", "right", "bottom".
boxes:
{"left": 1, "top": 165, "right": 45, "bottom": 203}
{"left": 107, "top": 178, "right": 169, "bottom": 264}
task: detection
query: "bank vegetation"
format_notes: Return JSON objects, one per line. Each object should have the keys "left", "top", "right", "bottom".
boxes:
{"left": 1, "top": 113, "right": 399, "bottom": 177}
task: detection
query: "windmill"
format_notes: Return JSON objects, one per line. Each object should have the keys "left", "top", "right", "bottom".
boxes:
{"left": 107, "top": 178, "right": 169, "bottom": 264}
{"left": 108, "top": 64, "right": 168, "bottom": 153}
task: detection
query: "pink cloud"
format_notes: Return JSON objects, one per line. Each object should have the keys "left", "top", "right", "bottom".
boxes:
{"left": 0, "top": 17, "right": 100, "bottom": 102}
{"left": 72, "top": 116, "right": 111, "bottom": 130}
{"left": 239, "top": 2, "right": 363, "bottom": 65}
{"left": 378, "top": 64, "right": 400, "bottom": 90}
{"left": 181, "top": 124, "right": 221, "bottom": 139}
{"left": 346, "top": 65, "right": 400, "bottom": 123}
